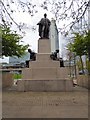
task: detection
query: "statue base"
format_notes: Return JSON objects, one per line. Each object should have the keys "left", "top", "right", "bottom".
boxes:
{"left": 17, "top": 79, "right": 73, "bottom": 92}
{"left": 17, "top": 39, "right": 73, "bottom": 91}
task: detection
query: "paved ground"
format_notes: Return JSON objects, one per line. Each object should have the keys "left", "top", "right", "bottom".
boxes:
{"left": 2, "top": 86, "right": 88, "bottom": 118}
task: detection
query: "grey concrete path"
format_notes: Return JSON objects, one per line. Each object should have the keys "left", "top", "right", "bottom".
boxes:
{"left": 2, "top": 86, "right": 88, "bottom": 118}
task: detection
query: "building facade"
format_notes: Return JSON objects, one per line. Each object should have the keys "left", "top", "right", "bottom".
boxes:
{"left": 49, "top": 19, "right": 59, "bottom": 52}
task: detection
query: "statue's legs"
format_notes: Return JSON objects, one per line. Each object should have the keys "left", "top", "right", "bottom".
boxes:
{"left": 46, "top": 29, "right": 49, "bottom": 38}
{"left": 39, "top": 25, "right": 43, "bottom": 38}
{"left": 44, "top": 27, "right": 49, "bottom": 38}
{"left": 40, "top": 26, "right": 49, "bottom": 39}
{"left": 41, "top": 26, "right": 45, "bottom": 38}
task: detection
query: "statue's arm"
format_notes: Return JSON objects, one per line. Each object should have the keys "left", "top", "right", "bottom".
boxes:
{"left": 37, "top": 18, "right": 43, "bottom": 25}
{"left": 37, "top": 23, "right": 40, "bottom": 25}
{"left": 37, "top": 20, "right": 41, "bottom": 25}
{"left": 37, "top": 22, "right": 40, "bottom": 25}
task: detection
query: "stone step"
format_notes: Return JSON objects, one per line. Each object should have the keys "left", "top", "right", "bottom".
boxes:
{"left": 17, "top": 79, "right": 73, "bottom": 92}
{"left": 29, "top": 61, "right": 60, "bottom": 68}
{"left": 22, "top": 67, "right": 69, "bottom": 80}
{"left": 36, "top": 53, "right": 51, "bottom": 61}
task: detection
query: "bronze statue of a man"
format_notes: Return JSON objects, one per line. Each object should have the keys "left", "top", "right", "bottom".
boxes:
{"left": 37, "top": 13, "right": 51, "bottom": 39}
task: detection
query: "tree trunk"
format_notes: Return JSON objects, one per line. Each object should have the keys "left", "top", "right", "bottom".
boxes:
{"left": 80, "top": 56, "right": 84, "bottom": 74}
{"left": 88, "top": 50, "right": 90, "bottom": 62}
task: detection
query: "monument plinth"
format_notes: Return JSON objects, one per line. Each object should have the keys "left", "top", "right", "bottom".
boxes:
{"left": 17, "top": 39, "right": 73, "bottom": 91}
{"left": 38, "top": 39, "right": 51, "bottom": 53}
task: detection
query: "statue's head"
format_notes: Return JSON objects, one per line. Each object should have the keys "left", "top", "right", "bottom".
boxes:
{"left": 44, "top": 13, "right": 47, "bottom": 18}
{"left": 56, "top": 49, "right": 59, "bottom": 53}
{"left": 28, "top": 49, "right": 32, "bottom": 53}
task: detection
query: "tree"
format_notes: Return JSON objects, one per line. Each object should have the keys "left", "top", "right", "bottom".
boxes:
{"left": 84, "top": 30, "right": 90, "bottom": 74}
{"left": 67, "top": 33, "right": 86, "bottom": 73}
{"left": 1, "top": 0, "right": 90, "bottom": 34}
{"left": 41, "top": 0, "right": 90, "bottom": 34}
{"left": 1, "top": 0, "right": 38, "bottom": 31}
{"left": 1, "top": 25, "right": 29, "bottom": 57}
{"left": 84, "top": 30, "right": 90, "bottom": 61}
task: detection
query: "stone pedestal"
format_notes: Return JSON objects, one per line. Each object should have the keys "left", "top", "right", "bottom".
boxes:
{"left": 17, "top": 39, "right": 73, "bottom": 91}
{"left": 38, "top": 39, "right": 51, "bottom": 53}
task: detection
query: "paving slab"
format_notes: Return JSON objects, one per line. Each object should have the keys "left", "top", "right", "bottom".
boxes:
{"left": 2, "top": 86, "right": 88, "bottom": 118}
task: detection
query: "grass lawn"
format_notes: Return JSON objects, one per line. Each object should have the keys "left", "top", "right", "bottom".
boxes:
{"left": 13, "top": 73, "right": 22, "bottom": 79}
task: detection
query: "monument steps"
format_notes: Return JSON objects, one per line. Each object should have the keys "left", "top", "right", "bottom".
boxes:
{"left": 17, "top": 79, "right": 73, "bottom": 92}
{"left": 22, "top": 67, "right": 69, "bottom": 80}
{"left": 36, "top": 53, "right": 51, "bottom": 61}
{"left": 29, "top": 61, "right": 60, "bottom": 68}
{"left": 17, "top": 39, "right": 73, "bottom": 91}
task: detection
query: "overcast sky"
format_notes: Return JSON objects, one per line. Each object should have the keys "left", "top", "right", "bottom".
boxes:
{"left": 1, "top": 0, "right": 81, "bottom": 63}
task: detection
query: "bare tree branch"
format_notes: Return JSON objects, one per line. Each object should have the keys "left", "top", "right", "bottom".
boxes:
{"left": 1, "top": 1, "right": 20, "bottom": 26}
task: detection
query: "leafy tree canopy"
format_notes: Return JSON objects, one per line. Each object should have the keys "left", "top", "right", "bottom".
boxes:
{"left": 1, "top": 25, "right": 29, "bottom": 57}
{"left": 67, "top": 31, "right": 90, "bottom": 56}
{"left": 84, "top": 30, "right": 90, "bottom": 51}
{"left": 67, "top": 30, "right": 90, "bottom": 61}
{"left": 71, "top": 33, "right": 86, "bottom": 56}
